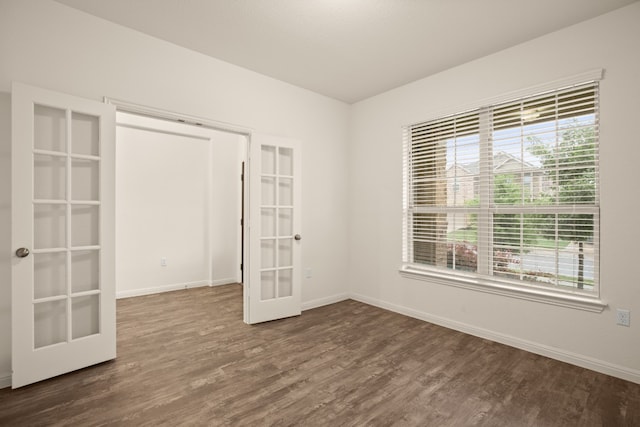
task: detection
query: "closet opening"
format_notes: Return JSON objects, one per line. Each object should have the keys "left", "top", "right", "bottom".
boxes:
{"left": 113, "top": 107, "right": 248, "bottom": 301}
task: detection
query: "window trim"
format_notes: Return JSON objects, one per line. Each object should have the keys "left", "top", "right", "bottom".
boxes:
{"left": 400, "top": 69, "right": 607, "bottom": 312}
{"left": 399, "top": 264, "right": 606, "bottom": 313}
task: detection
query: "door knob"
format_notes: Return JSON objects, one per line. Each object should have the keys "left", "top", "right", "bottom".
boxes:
{"left": 294, "top": 234, "right": 302, "bottom": 241}
{"left": 15, "top": 248, "right": 30, "bottom": 258}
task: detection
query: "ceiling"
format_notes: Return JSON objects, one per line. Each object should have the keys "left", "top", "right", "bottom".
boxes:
{"left": 54, "top": 0, "right": 637, "bottom": 104}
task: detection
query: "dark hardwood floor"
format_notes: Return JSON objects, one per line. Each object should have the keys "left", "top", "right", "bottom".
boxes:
{"left": 0, "top": 284, "right": 638, "bottom": 426}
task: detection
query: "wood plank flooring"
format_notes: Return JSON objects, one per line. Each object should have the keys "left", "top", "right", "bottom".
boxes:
{"left": 0, "top": 284, "right": 638, "bottom": 426}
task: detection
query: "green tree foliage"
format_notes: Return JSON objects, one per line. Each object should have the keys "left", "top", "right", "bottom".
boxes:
{"left": 492, "top": 174, "right": 536, "bottom": 250}
{"left": 464, "top": 197, "right": 479, "bottom": 228}
{"left": 528, "top": 120, "right": 596, "bottom": 288}
{"left": 463, "top": 175, "right": 537, "bottom": 250}
{"left": 528, "top": 122, "right": 596, "bottom": 205}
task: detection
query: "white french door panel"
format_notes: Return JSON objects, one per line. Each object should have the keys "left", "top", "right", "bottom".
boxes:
{"left": 11, "top": 82, "right": 116, "bottom": 388}
{"left": 246, "top": 133, "right": 302, "bottom": 324}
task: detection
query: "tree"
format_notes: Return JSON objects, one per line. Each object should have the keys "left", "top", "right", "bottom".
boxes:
{"left": 463, "top": 174, "right": 537, "bottom": 249}
{"left": 528, "top": 121, "right": 596, "bottom": 289}
{"left": 492, "top": 174, "right": 537, "bottom": 250}
{"left": 453, "top": 174, "right": 533, "bottom": 274}
{"left": 464, "top": 197, "right": 479, "bottom": 228}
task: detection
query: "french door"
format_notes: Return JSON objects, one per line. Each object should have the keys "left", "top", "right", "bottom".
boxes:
{"left": 11, "top": 83, "right": 116, "bottom": 388}
{"left": 246, "top": 134, "right": 302, "bottom": 324}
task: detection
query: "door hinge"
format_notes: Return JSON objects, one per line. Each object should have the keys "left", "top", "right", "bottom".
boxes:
{"left": 240, "top": 218, "right": 243, "bottom": 227}
{"left": 240, "top": 263, "right": 243, "bottom": 271}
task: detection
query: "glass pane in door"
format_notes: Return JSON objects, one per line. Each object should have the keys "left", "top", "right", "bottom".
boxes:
{"left": 278, "top": 269, "right": 293, "bottom": 297}
{"left": 278, "top": 147, "right": 293, "bottom": 176}
{"left": 71, "top": 112, "right": 100, "bottom": 156}
{"left": 34, "top": 204, "right": 66, "bottom": 249}
{"left": 278, "top": 208, "right": 293, "bottom": 236}
{"left": 261, "top": 239, "right": 276, "bottom": 269}
{"left": 261, "top": 208, "right": 276, "bottom": 237}
{"left": 34, "top": 105, "right": 66, "bottom": 152}
{"left": 34, "top": 154, "right": 66, "bottom": 200}
{"left": 34, "top": 300, "right": 67, "bottom": 349}
{"left": 261, "top": 177, "right": 276, "bottom": 206}
{"left": 278, "top": 239, "right": 292, "bottom": 267}
{"left": 71, "top": 159, "right": 99, "bottom": 201}
{"left": 71, "top": 250, "right": 99, "bottom": 292}
{"left": 262, "top": 145, "right": 276, "bottom": 175}
{"left": 71, "top": 205, "right": 99, "bottom": 247}
{"left": 278, "top": 178, "right": 293, "bottom": 206}
{"left": 261, "top": 271, "right": 276, "bottom": 301}
{"left": 72, "top": 295, "right": 100, "bottom": 339}
{"left": 34, "top": 252, "right": 67, "bottom": 299}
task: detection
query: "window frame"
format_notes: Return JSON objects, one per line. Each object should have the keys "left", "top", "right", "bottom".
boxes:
{"left": 400, "top": 71, "right": 606, "bottom": 312}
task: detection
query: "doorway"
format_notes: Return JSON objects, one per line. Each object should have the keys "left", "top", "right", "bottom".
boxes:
{"left": 114, "top": 111, "right": 246, "bottom": 298}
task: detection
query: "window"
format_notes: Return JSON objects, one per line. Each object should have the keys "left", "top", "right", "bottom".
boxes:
{"left": 402, "top": 82, "right": 600, "bottom": 297}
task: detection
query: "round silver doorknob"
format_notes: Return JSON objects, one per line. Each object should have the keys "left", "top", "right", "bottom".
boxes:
{"left": 16, "top": 248, "right": 30, "bottom": 258}
{"left": 294, "top": 234, "right": 302, "bottom": 241}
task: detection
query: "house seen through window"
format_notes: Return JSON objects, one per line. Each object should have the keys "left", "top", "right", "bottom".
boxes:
{"left": 403, "top": 82, "right": 599, "bottom": 293}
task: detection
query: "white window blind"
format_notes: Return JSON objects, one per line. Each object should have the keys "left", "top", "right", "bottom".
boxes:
{"left": 403, "top": 81, "right": 599, "bottom": 294}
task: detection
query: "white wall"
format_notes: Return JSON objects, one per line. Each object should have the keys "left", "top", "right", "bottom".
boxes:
{"left": 0, "top": 0, "right": 350, "bottom": 384}
{"left": 348, "top": 2, "right": 640, "bottom": 383}
{"left": 116, "top": 126, "right": 209, "bottom": 295}
{"left": 115, "top": 113, "right": 243, "bottom": 298}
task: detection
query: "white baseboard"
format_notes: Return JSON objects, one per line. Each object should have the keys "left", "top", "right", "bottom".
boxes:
{"left": 210, "top": 278, "right": 238, "bottom": 287}
{"left": 302, "top": 293, "right": 350, "bottom": 311}
{"left": 116, "top": 280, "right": 211, "bottom": 299}
{"left": 0, "top": 372, "right": 11, "bottom": 389}
{"left": 350, "top": 292, "right": 640, "bottom": 385}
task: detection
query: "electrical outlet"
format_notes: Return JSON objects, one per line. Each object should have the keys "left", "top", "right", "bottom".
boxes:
{"left": 616, "top": 309, "right": 630, "bottom": 327}
{"left": 160, "top": 257, "right": 167, "bottom": 267}
{"left": 305, "top": 269, "right": 312, "bottom": 278}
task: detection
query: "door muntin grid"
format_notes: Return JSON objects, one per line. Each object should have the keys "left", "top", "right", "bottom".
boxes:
{"left": 259, "top": 145, "right": 294, "bottom": 301}
{"left": 32, "top": 104, "right": 102, "bottom": 349}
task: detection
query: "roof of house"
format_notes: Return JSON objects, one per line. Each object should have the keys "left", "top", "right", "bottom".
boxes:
{"left": 448, "top": 151, "right": 538, "bottom": 175}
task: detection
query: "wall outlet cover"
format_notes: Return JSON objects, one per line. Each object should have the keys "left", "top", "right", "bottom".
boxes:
{"left": 616, "top": 309, "right": 630, "bottom": 327}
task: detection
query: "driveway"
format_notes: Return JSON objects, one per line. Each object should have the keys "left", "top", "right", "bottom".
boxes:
{"left": 508, "top": 242, "right": 594, "bottom": 281}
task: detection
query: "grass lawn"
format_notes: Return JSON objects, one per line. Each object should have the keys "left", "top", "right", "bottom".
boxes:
{"left": 448, "top": 227, "right": 570, "bottom": 249}
{"left": 534, "top": 238, "right": 570, "bottom": 250}
{"left": 557, "top": 275, "right": 594, "bottom": 286}
{"left": 448, "top": 228, "right": 477, "bottom": 243}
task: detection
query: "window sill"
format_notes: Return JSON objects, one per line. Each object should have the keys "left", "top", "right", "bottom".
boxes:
{"left": 398, "top": 265, "right": 607, "bottom": 313}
